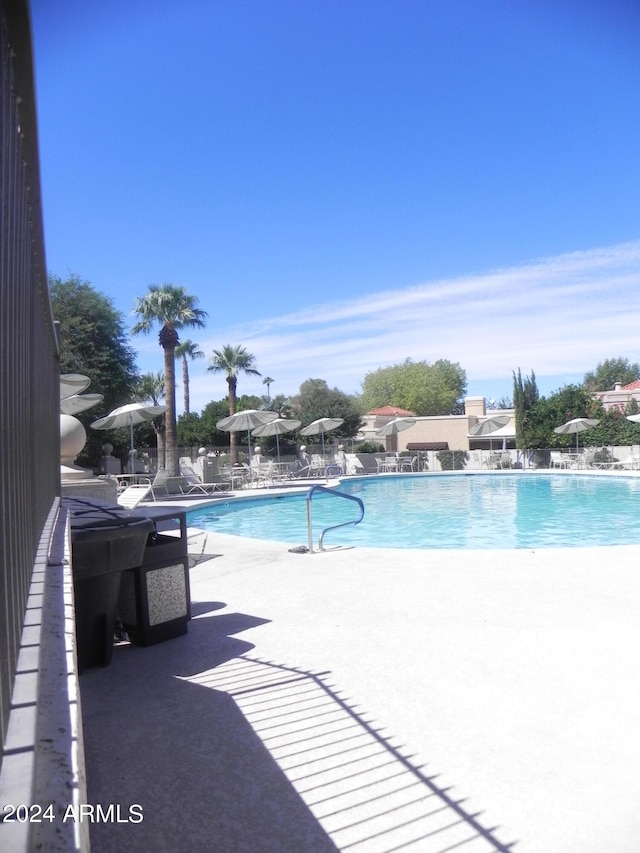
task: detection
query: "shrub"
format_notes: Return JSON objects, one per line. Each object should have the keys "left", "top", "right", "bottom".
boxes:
{"left": 356, "top": 441, "right": 386, "bottom": 453}
{"left": 436, "top": 450, "right": 468, "bottom": 471}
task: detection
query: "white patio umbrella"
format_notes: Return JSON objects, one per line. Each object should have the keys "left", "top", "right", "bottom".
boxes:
{"left": 553, "top": 417, "right": 600, "bottom": 450}
{"left": 60, "top": 394, "right": 104, "bottom": 415}
{"left": 251, "top": 417, "right": 302, "bottom": 463}
{"left": 469, "top": 414, "right": 510, "bottom": 451}
{"left": 300, "top": 417, "right": 344, "bottom": 456}
{"left": 60, "top": 373, "right": 91, "bottom": 400}
{"left": 216, "top": 409, "right": 279, "bottom": 464}
{"left": 375, "top": 417, "right": 416, "bottom": 436}
{"left": 626, "top": 414, "right": 640, "bottom": 424}
{"left": 90, "top": 402, "right": 167, "bottom": 461}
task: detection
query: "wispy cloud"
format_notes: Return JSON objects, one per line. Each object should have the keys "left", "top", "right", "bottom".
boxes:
{"left": 162, "top": 240, "right": 640, "bottom": 411}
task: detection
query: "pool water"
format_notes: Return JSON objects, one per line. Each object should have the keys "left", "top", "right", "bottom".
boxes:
{"left": 186, "top": 474, "right": 640, "bottom": 550}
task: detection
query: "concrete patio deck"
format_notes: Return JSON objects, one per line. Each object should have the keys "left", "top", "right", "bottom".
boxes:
{"left": 78, "top": 508, "right": 640, "bottom": 852}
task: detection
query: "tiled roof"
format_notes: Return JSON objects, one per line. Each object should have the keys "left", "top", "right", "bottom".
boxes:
{"left": 367, "top": 406, "right": 415, "bottom": 416}
{"left": 621, "top": 380, "right": 640, "bottom": 391}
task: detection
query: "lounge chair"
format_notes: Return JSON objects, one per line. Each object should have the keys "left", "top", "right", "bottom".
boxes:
{"left": 344, "top": 453, "right": 364, "bottom": 475}
{"left": 148, "top": 468, "right": 187, "bottom": 499}
{"left": 117, "top": 483, "right": 153, "bottom": 508}
{"left": 179, "top": 465, "right": 230, "bottom": 493}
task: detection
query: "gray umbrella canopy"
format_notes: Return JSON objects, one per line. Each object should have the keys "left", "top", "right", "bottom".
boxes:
{"left": 60, "top": 373, "right": 103, "bottom": 414}
{"left": 60, "top": 373, "right": 91, "bottom": 400}
{"left": 469, "top": 414, "right": 510, "bottom": 436}
{"left": 300, "top": 417, "right": 344, "bottom": 455}
{"left": 251, "top": 418, "right": 302, "bottom": 462}
{"left": 553, "top": 417, "right": 600, "bottom": 450}
{"left": 375, "top": 417, "right": 416, "bottom": 437}
{"left": 469, "top": 414, "right": 511, "bottom": 451}
{"left": 91, "top": 402, "right": 167, "bottom": 457}
{"left": 217, "top": 410, "right": 279, "bottom": 464}
{"left": 60, "top": 394, "right": 104, "bottom": 415}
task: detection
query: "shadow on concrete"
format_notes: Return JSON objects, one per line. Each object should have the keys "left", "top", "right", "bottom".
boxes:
{"left": 80, "top": 611, "right": 340, "bottom": 853}
{"left": 81, "top": 614, "right": 517, "bottom": 852}
{"left": 193, "top": 656, "right": 518, "bottom": 853}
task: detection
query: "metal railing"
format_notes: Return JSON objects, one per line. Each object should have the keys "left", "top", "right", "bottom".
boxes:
{"left": 305, "top": 484, "right": 364, "bottom": 553}
{"left": 0, "top": 0, "right": 60, "bottom": 769}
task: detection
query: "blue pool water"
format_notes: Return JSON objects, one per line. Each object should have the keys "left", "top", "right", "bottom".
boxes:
{"left": 186, "top": 474, "right": 640, "bottom": 550}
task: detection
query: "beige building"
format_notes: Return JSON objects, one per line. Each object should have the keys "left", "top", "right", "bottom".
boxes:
{"left": 359, "top": 398, "right": 516, "bottom": 452}
{"left": 594, "top": 380, "right": 640, "bottom": 412}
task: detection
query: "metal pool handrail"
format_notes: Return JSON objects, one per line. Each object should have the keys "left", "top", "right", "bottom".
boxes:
{"left": 306, "top": 484, "right": 365, "bottom": 553}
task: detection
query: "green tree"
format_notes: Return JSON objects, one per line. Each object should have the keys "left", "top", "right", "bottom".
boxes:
{"left": 133, "top": 372, "right": 166, "bottom": 466}
{"left": 513, "top": 368, "right": 539, "bottom": 448}
{"left": 588, "top": 407, "right": 639, "bottom": 448}
{"left": 433, "top": 359, "right": 468, "bottom": 413}
{"left": 198, "top": 399, "right": 232, "bottom": 447}
{"left": 207, "top": 344, "right": 260, "bottom": 462}
{"left": 291, "top": 379, "right": 362, "bottom": 440}
{"left": 175, "top": 339, "right": 204, "bottom": 415}
{"left": 361, "top": 358, "right": 467, "bottom": 416}
{"left": 583, "top": 357, "right": 640, "bottom": 391}
{"left": 262, "top": 376, "right": 275, "bottom": 401}
{"left": 525, "top": 384, "right": 600, "bottom": 449}
{"left": 132, "top": 284, "right": 207, "bottom": 475}
{"left": 49, "top": 274, "right": 138, "bottom": 416}
{"left": 266, "top": 393, "right": 293, "bottom": 418}
{"left": 176, "top": 412, "right": 203, "bottom": 449}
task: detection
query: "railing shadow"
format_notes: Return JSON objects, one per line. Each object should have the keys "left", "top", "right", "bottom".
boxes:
{"left": 191, "top": 656, "right": 518, "bottom": 853}
{"left": 80, "top": 610, "right": 340, "bottom": 853}
{"left": 81, "top": 614, "right": 517, "bottom": 852}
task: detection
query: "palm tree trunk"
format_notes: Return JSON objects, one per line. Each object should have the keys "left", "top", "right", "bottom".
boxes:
{"left": 182, "top": 356, "right": 190, "bottom": 415}
{"left": 163, "top": 344, "right": 179, "bottom": 475}
{"left": 228, "top": 376, "right": 238, "bottom": 464}
{"left": 154, "top": 420, "right": 166, "bottom": 469}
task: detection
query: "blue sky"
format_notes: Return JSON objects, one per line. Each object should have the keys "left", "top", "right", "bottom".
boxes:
{"left": 31, "top": 0, "right": 640, "bottom": 413}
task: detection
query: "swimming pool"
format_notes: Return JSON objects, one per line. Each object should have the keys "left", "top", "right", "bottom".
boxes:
{"left": 186, "top": 473, "right": 640, "bottom": 549}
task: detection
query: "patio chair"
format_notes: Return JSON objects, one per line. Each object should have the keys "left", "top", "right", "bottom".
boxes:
{"left": 310, "top": 454, "right": 326, "bottom": 476}
{"left": 148, "top": 468, "right": 186, "bottom": 499}
{"left": 243, "top": 461, "right": 276, "bottom": 487}
{"left": 549, "top": 451, "right": 568, "bottom": 469}
{"left": 117, "top": 483, "right": 152, "bottom": 508}
{"left": 179, "top": 465, "right": 230, "bottom": 494}
{"left": 616, "top": 449, "right": 637, "bottom": 470}
{"left": 220, "top": 464, "right": 247, "bottom": 489}
{"left": 344, "top": 453, "right": 365, "bottom": 475}
{"left": 499, "top": 451, "right": 512, "bottom": 469}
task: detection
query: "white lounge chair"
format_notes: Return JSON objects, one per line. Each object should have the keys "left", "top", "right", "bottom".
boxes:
{"left": 117, "top": 483, "right": 152, "bottom": 508}
{"left": 179, "top": 465, "right": 230, "bottom": 493}
{"left": 344, "top": 453, "right": 364, "bottom": 475}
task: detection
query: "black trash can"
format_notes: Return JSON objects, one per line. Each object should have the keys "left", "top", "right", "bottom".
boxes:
{"left": 118, "top": 507, "right": 191, "bottom": 646}
{"left": 65, "top": 498, "right": 155, "bottom": 673}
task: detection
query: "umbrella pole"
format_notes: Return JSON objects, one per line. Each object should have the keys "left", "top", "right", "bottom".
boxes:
{"left": 276, "top": 433, "right": 281, "bottom": 463}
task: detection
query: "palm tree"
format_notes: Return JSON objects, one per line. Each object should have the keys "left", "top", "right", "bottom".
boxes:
{"left": 132, "top": 284, "right": 207, "bottom": 475}
{"left": 133, "top": 372, "right": 166, "bottom": 467}
{"left": 265, "top": 393, "right": 292, "bottom": 418}
{"left": 208, "top": 344, "right": 260, "bottom": 463}
{"left": 262, "top": 376, "right": 275, "bottom": 401}
{"left": 175, "top": 339, "right": 204, "bottom": 415}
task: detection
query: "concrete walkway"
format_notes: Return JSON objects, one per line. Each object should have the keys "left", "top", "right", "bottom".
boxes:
{"left": 79, "top": 521, "right": 640, "bottom": 852}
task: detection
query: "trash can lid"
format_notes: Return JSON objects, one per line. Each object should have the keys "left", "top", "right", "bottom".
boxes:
{"left": 64, "top": 497, "right": 155, "bottom": 541}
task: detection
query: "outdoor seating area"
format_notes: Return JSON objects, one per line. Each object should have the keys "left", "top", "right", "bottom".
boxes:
{"left": 102, "top": 444, "right": 640, "bottom": 498}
